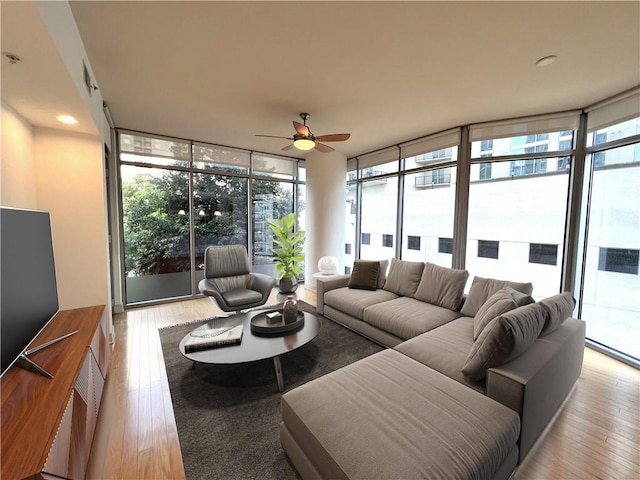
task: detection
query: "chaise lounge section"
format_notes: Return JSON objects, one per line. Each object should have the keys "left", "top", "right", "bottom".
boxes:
{"left": 281, "top": 259, "right": 585, "bottom": 479}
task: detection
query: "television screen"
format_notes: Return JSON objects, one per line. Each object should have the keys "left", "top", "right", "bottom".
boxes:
{"left": 1, "top": 207, "right": 59, "bottom": 376}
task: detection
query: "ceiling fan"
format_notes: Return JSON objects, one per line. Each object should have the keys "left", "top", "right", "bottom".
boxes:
{"left": 256, "top": 113, "right": 350, "bottom": 153}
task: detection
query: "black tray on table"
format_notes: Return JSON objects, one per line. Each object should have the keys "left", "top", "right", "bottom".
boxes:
{"left": 250, "top": 310, "right": 305, "bottom": 335}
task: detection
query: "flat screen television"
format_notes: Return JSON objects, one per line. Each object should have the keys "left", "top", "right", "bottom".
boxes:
{"left": 1, "top": 207, "right": 61, "bottom": 377}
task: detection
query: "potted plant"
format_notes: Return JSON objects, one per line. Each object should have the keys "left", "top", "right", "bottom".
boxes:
{"left": 266, "top": 213, "right": 305, "bottom": 293}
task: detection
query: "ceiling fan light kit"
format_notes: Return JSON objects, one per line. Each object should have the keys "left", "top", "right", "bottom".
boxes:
{"left": 293, "top": 137, "right": 316, "bottom": 151}
{"left": 256, "top": 112, "right": 350, "bottom": 153}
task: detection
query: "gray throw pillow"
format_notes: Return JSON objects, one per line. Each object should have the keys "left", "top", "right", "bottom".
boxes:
{"left": 348, "top": 260, "right": 380, "bottom": 291}
{"left": 462, "top": 302, "right": 546, "bottom": 382}
{"left": 472, "top": 288, "right": 518, "bottom": 340}
{"left": 539, "top": 292, "right": 576, "bottom": 336}
{"left": 413, "top": 262, "right": 469, "bottom": 311}
{"left": 382, "top": 258, "right": 425, "bottom": 297}
{"left": 473, "top": 287, "right": 535, "bottom": 339}
{"left": 460, "top": 276, "right": 534, "bottom": 317}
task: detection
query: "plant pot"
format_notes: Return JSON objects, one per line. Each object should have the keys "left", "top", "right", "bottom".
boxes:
{"left": 278, "top": 276, "right": 298, "bottom": 294}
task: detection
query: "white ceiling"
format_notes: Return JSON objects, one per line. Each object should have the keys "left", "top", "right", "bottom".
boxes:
{"left": 3, "top": 1, "right": 639, "bottom": 158}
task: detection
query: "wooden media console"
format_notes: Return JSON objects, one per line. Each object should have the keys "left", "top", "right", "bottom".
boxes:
{"left": 1, "top": 305, "right": 109, "bottom": 479}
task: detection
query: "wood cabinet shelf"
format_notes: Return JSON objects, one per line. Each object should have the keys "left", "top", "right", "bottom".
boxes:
{"left": 1, "top": 305, "right": 109, "bottom": 480}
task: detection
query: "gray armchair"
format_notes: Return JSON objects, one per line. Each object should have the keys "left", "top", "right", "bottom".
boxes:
{"left": 198, "top": 245, "right": 276, "bottom": 313}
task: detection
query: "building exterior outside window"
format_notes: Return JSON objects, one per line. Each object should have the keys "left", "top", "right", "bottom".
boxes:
{"left": 529, "top": 243, "right": 558, "bottom": 266}
{"left": 407, "top": 235, "right": 421, "bottom": 251}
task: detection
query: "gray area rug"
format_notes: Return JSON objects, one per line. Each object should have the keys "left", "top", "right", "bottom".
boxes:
{"left": 158, "top": 301, "right": 384, "bottom": 480}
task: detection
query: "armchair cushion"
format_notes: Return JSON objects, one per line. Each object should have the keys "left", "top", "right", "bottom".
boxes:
{"left": 223, "top": 289, "right": 264, "bottom": 307}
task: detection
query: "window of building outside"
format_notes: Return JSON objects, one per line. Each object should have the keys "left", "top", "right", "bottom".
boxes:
{"left": 439, "top": 237, "right": 453, "bottom": 254}
{"left": 598, "top": 248, "right": 639, "bottom": 274}
{"left": 407, "top": 236, "right": 421, "bottom": 251}
{"left": 345, "top": 243, "right": 352, "bottom": 255}
{"left": 529, "top": 243, "right": 558, "bottom": 265}
{"left": 362, "top": 233, "right": 371, "bottom": 245}
{"left": 478, "top": 240, "right": 499, "bottom": 259}
{"left": 467, "top": 129, "right": 574, "bottom": 298}
{"left": 118, "top": 132, "right": 302, "bottom": 305}
{"left": 581, "top": 115, "right": 640, "bottom": 360}
{"left": 402, "top": 168, "right": 456, "bottom": 266}
{"left": 382, "top": 234, "right": 394, "bottom": 248}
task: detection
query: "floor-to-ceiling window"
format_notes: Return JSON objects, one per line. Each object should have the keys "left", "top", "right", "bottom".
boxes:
{"left": 465, "top": 115, "right": 579, "bottom": 298}
{"left": 119, "top": 134, "right": 193, "bottom": 303}
{"left": 118, "top": 132, "right": 303, "bottom": 305}
{"left": 357, "top": 147, "right": 399, "bottom": 262}
{"left": 581, "top": 97, "right": 640, "bottom": 361}
{"left": 400, "top": 130, "right": 460, "bottom": 267}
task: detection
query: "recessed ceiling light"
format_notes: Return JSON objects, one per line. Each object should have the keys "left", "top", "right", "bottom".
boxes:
{"left": 535, "top": 55, "right": 558, "bottom": 67}
{"left": 56, "top": 114, "right": 78, "bottom": 125}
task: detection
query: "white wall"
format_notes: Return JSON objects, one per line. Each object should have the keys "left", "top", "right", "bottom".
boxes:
{"left": 1, "top": 102, "right": 37, "bottom": 208}
{"left": 32, "top": 127, "right": 108, "bottom": 310}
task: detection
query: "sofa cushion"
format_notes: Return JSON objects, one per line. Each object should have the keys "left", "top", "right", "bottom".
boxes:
{"left": 363, "top": 297, "right": 462, "bottom": 340}
{"left": 413, "top": 262, "right": 469, "bottom": 311}
{"left": 395, "top": 317, "right": 484, "bottom": 392}
{"left": 281, "top": 349, "right": 520, "bottom": 480}
{"left": 348, "top": 260, "right": 380, "bottom": 290}
{"left": 539, "top": 292, "right": 576, "bottom": 336}
{"left": 461, "top": 276, "right": 534, "bottom": 317}
{"left": 324, "top": 286, "right": 398, "bottom": 320}
{"left": 462, "top": 303, "right": 546, "bottom": 382}
{"left": 473, "top": 287, "right": 533, "bottom": 340}
{"left": 383, "top": 258, "right": 424, "bottom": 297}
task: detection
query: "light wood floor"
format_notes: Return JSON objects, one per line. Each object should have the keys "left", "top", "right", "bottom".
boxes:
{"left": 86, "top": 287, "right": 639, "bottom": 480}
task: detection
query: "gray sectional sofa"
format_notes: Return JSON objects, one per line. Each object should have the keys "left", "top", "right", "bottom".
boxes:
{"left": 280, "top": 258, "right": 586, "bottom": 480}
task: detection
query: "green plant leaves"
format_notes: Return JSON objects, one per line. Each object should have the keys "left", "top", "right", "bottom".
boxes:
{"left": 266, "top": 213, "right": 305, "bottom": 280}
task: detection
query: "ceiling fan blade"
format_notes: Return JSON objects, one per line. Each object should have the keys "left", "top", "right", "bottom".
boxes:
{"left": 282, "top": 144, "right": 295, "bottom": 151}
{"left": 315, "top": 133, "right": 351, "bottom": 142}
{"left": 293, "top": 121, "right": 310, "bottom": 137}
{"left": 314, "top": 142, "right": 334, "bottom": 153}
{"left": 256, "top": 135, "right": 294, "bottom": 140}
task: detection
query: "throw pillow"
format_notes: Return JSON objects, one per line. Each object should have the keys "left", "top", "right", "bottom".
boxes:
{"left": 413, "top": 263, "right": 469, "bottom": 311}
{"left": 472, "top": 287, "right": 535, "bottom": 339}
{"left": 460, "top": 276, "right": 534, "bottom": 318}
{"left": 462, "top": 302, "right": 546, "bottom": 382}
{"left": 472, "top": 288, "right": 519, "bottom": 340}
{"left": 348, "top": 260, "right": 380, "bottom": 291}
{"left": 382, "top": 258, "right": 425, "bottom": 297}
{"left": 539, "top": 292, "right": 576, "bottom": 336}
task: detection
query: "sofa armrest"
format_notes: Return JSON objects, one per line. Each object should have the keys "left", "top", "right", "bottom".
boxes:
{"left": 486, "top": 317, "right": 585, "bottom": 461}
{"left": 316, "top": 275, "right": 350, "bottom": 315}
